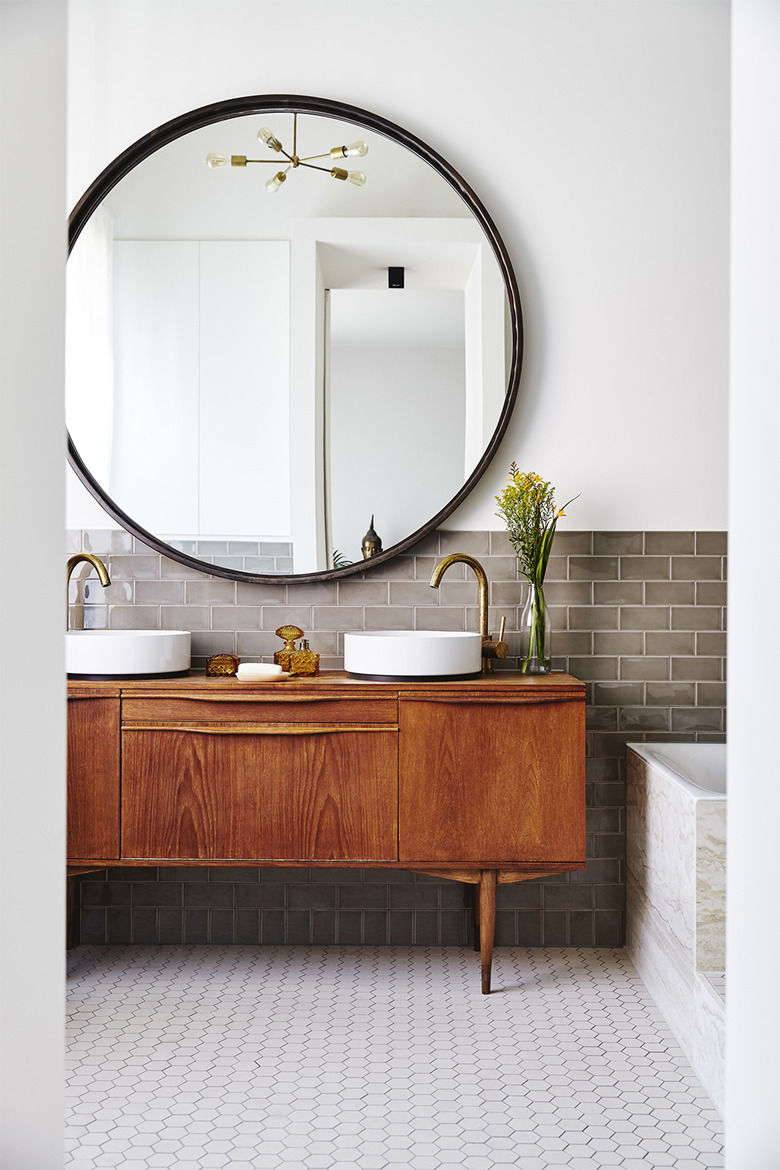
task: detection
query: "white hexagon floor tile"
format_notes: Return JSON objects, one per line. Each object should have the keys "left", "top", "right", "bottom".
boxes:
{"left": 66, "top": 946, "right": 723, "bottom": 1168}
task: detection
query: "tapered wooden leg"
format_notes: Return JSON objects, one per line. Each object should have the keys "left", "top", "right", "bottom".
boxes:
{"left": 472, "top": 884, "right": 481, "bottom": 951}
{"left": 479, "top": 869, "right": 497, "bottom": 994}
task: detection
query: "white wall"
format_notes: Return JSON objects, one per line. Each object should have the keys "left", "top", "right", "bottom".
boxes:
{"left": 66, "top": 0, "right": 730, "bottom": 533}
{"left": 726, "top": 2, "right": 780, "bottom": 1165}
{"left": 0, "top": 4, "right": 66, "bottom": 1167}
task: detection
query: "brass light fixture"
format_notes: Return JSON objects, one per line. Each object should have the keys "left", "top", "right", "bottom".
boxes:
{"left": 206, "top": 113, "right": 368, "bottom": 192}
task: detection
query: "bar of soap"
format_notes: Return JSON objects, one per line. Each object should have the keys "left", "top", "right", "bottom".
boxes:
{"left": 235, "top": 662, "right": 285, "bottom": 681}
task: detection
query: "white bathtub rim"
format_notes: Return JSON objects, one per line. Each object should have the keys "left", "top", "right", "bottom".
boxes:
{"left": 627, "top": 742, "right": 727, "bottom": 799}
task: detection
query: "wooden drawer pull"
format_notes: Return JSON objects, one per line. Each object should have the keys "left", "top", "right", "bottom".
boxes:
{"left": 400, "top": 694, "right": 573, "bottom": 706}
{"left": 123, "top": 722, "right": 399, "bottom": 736}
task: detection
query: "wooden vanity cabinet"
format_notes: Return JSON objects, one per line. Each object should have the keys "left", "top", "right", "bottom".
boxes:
{"left": 67, "top": 672, "right": 586, "bottom": 992}
{"left": 121, "top": 694, "right": 398, "bottom": 862}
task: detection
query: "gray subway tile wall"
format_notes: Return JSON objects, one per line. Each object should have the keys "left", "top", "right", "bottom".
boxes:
{"left": 68, "top": 528, "right": 727, "bottom": 949}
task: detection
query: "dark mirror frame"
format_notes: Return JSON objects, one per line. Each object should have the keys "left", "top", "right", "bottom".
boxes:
{"left": 67, "top": 94, "right": 524, "bottom": 584}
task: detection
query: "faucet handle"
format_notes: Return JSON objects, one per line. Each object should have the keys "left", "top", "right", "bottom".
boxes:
{"left": 482, "top": 615, "right": 509, "bottom": 667}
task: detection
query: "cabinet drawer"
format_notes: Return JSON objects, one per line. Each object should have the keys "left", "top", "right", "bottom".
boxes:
{"left": 122, "top": 726, "right": 398, "bottom": 862}
{"left": 122, "top": 695, "right": 397, "bottom": 726}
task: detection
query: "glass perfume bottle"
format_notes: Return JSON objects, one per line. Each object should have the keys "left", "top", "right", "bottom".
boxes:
{"left": 289, "top": 639, "right": 320, "bottom": 678}
{"left": 274, "top": 625, "right": 304, "bottom": 672}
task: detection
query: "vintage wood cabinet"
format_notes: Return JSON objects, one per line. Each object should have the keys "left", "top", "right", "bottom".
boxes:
{"left": 67, "top": 671, "right": 586, "bottom": 992}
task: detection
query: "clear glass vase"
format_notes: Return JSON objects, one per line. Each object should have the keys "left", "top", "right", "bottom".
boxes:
{"left": 519, "top": 580, "right": 551, "bottom": 674}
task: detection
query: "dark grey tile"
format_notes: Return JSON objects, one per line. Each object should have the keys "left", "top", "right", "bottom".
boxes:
{"left": 644, "top": 532, "right": 695, "bottom": 555}
{"left": 337, "top": 911, "right": 363, "bottom": 944}
{"left": 543, "top": 884, "right": 593, "bottom": 910}
{"left": 619, "top": 657, "right": 670, "bottom": 681}
{"left": 133, "top": 882, "right": 183, "bottom": 907}
{"left": 697, "top": 682, "right": 727, "bottom": 707}
{"left": 236, "top": 884, "right": 285, "bottom": 909}
{"left": 697, "top": 632, "right": 727, "bottom": 656}
{"left": 644, "top": 631, "right": 696, "bottom": 656}
{"left": 568, "top": 557, "right": 619, "bottom": 581}
{"left": 593, "top": 833, "right": 626, "bottom": 859}
{"left": 646, "top": 681, "right": 697, "bottom": 705}
{"left": 594, "top": 910, "right": 623, "bottom": 946}
{"left": 586, "top": 706, "right": 619, "bottom": 731}
{"left": 209, "top": 910, "right": 236, "bottom": 943}
{"left": 208, "top": 867, "right": 259, "bottom": 883}
{"left": 440, "top": 882, "right": 470, "bottom": 910}
{"left": 311, "top": 868, "right": 355, "bottom": 883}
{"left": 594, "top": 885, "right": 625, "bottom": 910}
{"left": 696, "top": 581, "right": 727, "bottom": 606}
{"left": 569, "top": 911, "right": 595, "bottom": 946}
{"left": 497, "top": 881, "right": 541, "bottom": 909}
{"left": 495, "top": 910, "right": 518, "bottom": 946}
{"left": 339, "top": 884, "right": 388, "bottom": 910}
{"left": 593, "top": 681, "right": 645, "bottom": 706}
{"left": 594, "top": 632, "right": 644, "bottom": 656}
{"left": 440, "top": 911, "right": 468, "bottom": 945}
{"left": 388, "top": 912, "right": 414, "bottom": 944}
{"left": 363, "top": 911, "right": 389, "bottom": 944}
{"left": 587, "top": 808, "right": 621, "bottom": 832}
{"left": 671, "top": 708, "right": 724, "bottom": 732}
{"left": 645, "top": 580, "right": 696, "bottom": 606}
{"left": 235, "top": 910, "right": 261, "bottom": 944}
{"left": 80, "top": 908, "right": 107, "bottom": 944}
{"left": 569, "top": 606, "right": 619, "bottom": 631}
{"left": 542, "top": 911, "right": 568, "bottom": 946}
{"left": 184, "top": 883, "right": 234, "bottom": 909}
{"left": 288, "top": 884, "right": 336, "bottom": 910}
{"left": 593, "top": 532, "right": 643, "bottom": 556}
{"left": 619, "top": 707, "right": 670, "bottom": 732}
{"left": 569, "top": 657, "right": 619, "bottom": 681}
{"left": 543, "top": 581, "right": 593, "bottom": 605}
{"left": 414, "top": 912, "right": 440, "bottom": 945}
{"left": 158, "top": 909, "right": 183, "bottom": 943}
{"left": 672, "top": 556, "right": 723, "bottom": 581}
{"left": 671, "top": 657, "right": 723, "bottom": 681}
{"left": 672, "top": 606, "right": 723, "bottom": 631}
{"left": 593, "top": 581, "right": 644, "bottom": 606}
{"left": 620, "top": 556, "right": 670, "bottom": 581}
{"left": 81, "top": 881, "right": 131, "bottom": 906}
{"left": 106, "top": 908, "right": 132, "bottom": 943}
{"left": 131, "top": 908, "right": 159, "bottom": 943}
{"left": 439, "top": 532, "right": 490, "bottom": 556}
{"left": 313, "top": 911, "right": 337, "bottom": 944}
{"left": 552, "top": 632, "right": 593, "bottom": 656}
{"left": 364, "top": 869, "right": 413, "bottom": 883}
{"left": 552, "top": 531, "right": 592, "bottom": 555}
{"left": 261, "top": 910, "right": 286, "bottom": 944}
{"left": 516, "top": 910, "right": 543, "bottom": 946}
{"left": 262, "top": 867, "right": 309, "bottom": 883}
{"left": 183, "top": 908, "right": 209, "bottom": 943}
{"left": 619, "top": 607, "right": 670, "bottom": 631}
{"left": 286, "top": 910, "right": 312, "bottom": 943}
{"left": 390, "top": 884, "right": 439, "bottom": 910}
{"left": 696, "top": 532, "right": 728, "bottom": 555}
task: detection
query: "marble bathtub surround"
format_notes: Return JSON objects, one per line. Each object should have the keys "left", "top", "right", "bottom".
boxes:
{"left": 626, "top": 745, "right": 726, "bottom": 1112}
{"left": 68, "top": 527, "right": 727, "bottom": 950}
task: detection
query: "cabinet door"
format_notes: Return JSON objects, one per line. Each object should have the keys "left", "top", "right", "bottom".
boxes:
{"left": 122, "top": 726, "right": 398, "bottom": 861}
{"left": 67, "top": 695, "right": 120, "bottom": 860}
{"left": 399, "top": 697, "right": 585, "bottom": 863}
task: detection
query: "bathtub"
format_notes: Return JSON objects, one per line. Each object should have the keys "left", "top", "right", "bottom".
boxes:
{"left": 626, "top": 741, "right": 726, "bottom": 1112}
{"left": 629, "top": 742, "right": 726, "bottom": 799}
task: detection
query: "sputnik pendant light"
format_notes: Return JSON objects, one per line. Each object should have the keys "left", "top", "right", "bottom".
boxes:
{"left": 206, "top": 113, "right": 368, "bottom": 192}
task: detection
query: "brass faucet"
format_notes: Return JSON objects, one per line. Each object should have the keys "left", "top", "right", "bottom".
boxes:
{"left": 66, "top": 554, "right": 111, "bottom": 630}
{"left": 429, "top": 553, "right": 508, "bottom": 671}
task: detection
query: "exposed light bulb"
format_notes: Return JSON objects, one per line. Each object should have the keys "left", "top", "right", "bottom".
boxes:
{"left": 331, "top": 167, "right": 366, "bottom": 185}
{"left": 330, "top": 140, "right": 369, "bottom": 159}
{"left": 206, "top": 153, "right": 231, "bottom": 168}
{"left": 257, "top": 127, "right": 283, "bottom": 152}
{"left": 265, "top": 169, "right": 289, "bottom": 193}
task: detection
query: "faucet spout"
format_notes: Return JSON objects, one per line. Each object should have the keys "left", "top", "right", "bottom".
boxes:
{"left": 67, "top": 554, "right": 111, "bottom": 630}
{"left": 429, "top": 553, "right": 489, "bottom": 639}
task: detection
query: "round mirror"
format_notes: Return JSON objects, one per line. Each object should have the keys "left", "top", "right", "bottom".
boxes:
{"left": 67, "top": 95, "right": 522, "bottom": 582}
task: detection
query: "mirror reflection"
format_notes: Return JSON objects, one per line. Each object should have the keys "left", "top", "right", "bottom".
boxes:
{"left": 66, "top": 105, "right": 516, "bottom": 579}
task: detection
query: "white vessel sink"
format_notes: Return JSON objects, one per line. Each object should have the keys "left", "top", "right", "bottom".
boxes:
{"left": 66, "top": 630, "right": 191, "bottom": 679}
{"left": 344, "top": 630, "right": 482, "bottom": 681}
